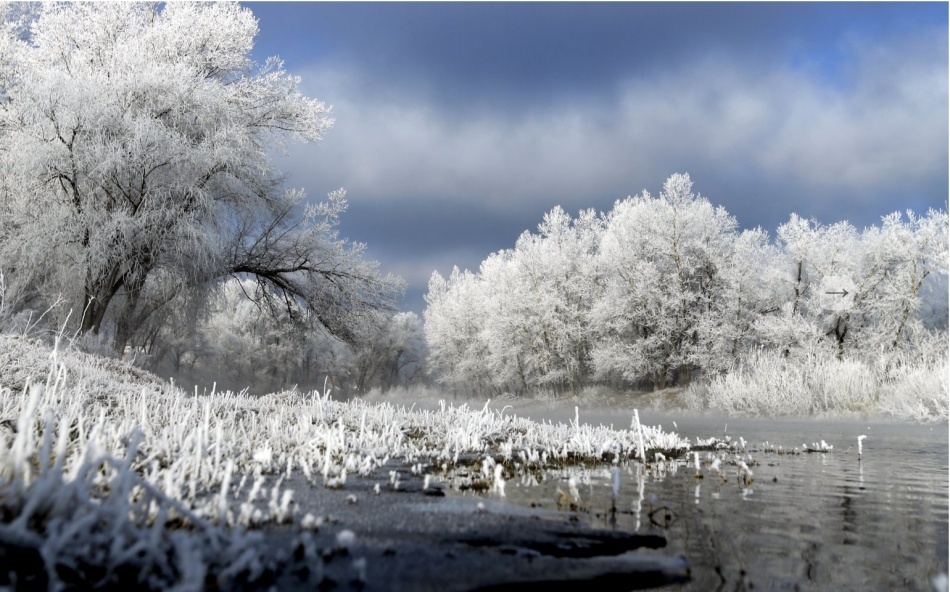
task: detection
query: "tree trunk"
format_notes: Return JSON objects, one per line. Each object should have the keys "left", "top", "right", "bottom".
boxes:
{"left": 80, "top": 264, "right": 126, "bottom": 348}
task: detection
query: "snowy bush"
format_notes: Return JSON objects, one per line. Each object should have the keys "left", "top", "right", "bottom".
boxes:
{"left": 683, "top": 346, "right": 948, "bottom": 422}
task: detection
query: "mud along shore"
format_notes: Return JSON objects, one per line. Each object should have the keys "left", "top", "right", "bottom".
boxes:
{"left": 254, "top": 465, "right": 690, "bottom": 592}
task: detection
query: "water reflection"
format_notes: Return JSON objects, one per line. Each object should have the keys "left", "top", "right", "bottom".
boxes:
{"left": 448, "top": 416, "right": 948, "bottom": 592}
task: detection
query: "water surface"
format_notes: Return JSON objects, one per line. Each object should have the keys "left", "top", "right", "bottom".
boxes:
{"left": 473, "top": 411, "right": 949, "bottom": 591}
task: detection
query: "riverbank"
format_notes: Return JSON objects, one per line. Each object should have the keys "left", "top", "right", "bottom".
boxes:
{"left": 2, "top": 335, "right": 944, "bottom": 590}
{"left": 258, "top": 470, "right": 690, "bottom": 591}
{"left": 0, "top": 335, "right": 692, "bottom": 590}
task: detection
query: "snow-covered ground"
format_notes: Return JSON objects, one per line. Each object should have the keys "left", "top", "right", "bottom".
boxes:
{"left": 0, "top": 335, "right": 689, "bottom": 590}
{"left": 2, "top": 332, "right": 943, "bottom": 589}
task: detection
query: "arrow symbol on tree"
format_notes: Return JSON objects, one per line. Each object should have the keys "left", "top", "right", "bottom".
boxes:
{"left": 825, "top": 289, "right": 849, "bottom": 297}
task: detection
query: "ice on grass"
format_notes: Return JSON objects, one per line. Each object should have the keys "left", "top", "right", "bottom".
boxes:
{"left": 0, "top": 334, "right": 691, "bottom": 589}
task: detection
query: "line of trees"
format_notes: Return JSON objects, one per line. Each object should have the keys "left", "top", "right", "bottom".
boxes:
{"left": 1, "top": 4, "right": 944, "bottom": 400}
{"left": 424, "top": 174, "right": 948, "bottom": 396}
{"left": 0, "top": 2, "right": 418, "bottom": 393}
{"left": 150, "top": 278, "right": 426, "bottom": 395}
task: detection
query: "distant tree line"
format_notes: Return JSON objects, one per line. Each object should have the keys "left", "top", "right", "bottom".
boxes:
{"left": 152, "top": 279, "right": 426, "bottom": 395}
{"left": 424, "top": 174, "right": 948, "bottom": 396}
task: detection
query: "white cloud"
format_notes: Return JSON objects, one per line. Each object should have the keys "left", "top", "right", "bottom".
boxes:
{"left": 279, "top": 29, "right": 945, "bottom": 223}
{"left": 754, "top": 33, "right": 947, "bottom": 190}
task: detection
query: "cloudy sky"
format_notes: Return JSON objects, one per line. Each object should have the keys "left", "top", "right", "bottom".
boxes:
{"left": 245, "top": 2, "right": 948, "bottom": 315}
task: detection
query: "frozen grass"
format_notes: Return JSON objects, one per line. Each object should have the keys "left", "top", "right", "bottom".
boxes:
{"left": 0, "top": 334, "right": 688, "bottom": 589}
{"left": 683, "top": 348, "right": 949, "bottom": 422}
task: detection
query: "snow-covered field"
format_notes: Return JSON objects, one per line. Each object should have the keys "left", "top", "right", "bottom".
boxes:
{"left": 0, "top": 335, "right": 689, "bottom": 590}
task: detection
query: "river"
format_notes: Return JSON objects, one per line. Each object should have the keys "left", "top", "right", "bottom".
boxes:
{"left": 468, "top": 408, "right": 949, "bottom": 591}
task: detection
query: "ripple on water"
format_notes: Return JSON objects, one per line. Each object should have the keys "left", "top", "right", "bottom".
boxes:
{"left": 488, "top": 419, "right": 948, "bottom": 592}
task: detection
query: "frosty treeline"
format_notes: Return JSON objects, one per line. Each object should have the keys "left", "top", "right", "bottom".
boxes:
{"left": 0, "top": 3, "right": 420, "bottom": 393}
{"left": 425, "top": 174, "right": 948, "bottom": 400}
{"left": 158, "top": 279, "right": 426, "bottom": 395}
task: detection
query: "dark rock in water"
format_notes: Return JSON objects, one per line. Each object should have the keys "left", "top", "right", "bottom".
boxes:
{"left": 259, "top": 479, "right": 689, "bottom": 592}
{"left": 422, "top": 483, "right": 446, "bottom": 497}
{"left": 458, "top": 526, "right": 666, "bottom": 558}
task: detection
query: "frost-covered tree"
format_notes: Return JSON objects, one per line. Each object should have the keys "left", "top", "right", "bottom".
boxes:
{"left": 589, "top": 173, "right": 738, "bottom": 388}
{"left": 424, "top": 267, "right": 495, "bottom": 396}
{"left": 0, "top": 2, "right": 401, "bottom": 352}
{"left": 856, "top": 210, "right": 948, "bottom": 352}
{"left": 199, "top": 279, "right": 305, "bottom": 388}
{"left": 769, "top": 210, "right": 948, "bottom": 360}
{"left": 695, "top": 227, "right": 785, "bottom": 372}
{"left": 147, "top": 278, "right": 423, "bottom": 395}
{"left": 498, "top": 207, "right": 602, "bottom": 393}
{"left": 425, "top": 207, "right": 603, "bottom": 396}
{"left": 349, "top": 311, "right": 427, "bottom": 391}
{"left": 773, "top": 215, "right": 864, "bottom": 358}
{"left": 422, "top": 173, "right": 947, "bottom": 399}
{"left": 474, "top": 249, "right": 528, "bottom": 392}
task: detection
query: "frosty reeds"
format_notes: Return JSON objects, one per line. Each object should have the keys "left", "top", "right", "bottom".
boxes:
{"left": 0, "top": 334, "right": 700, "bottom": 589}
{"left": 684, "top": 347, "right": 948, "bottom": 421}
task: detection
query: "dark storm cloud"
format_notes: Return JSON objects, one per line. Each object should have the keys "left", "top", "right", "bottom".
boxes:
{"left": 250, "top": 2, "right": 944, "bottom": 106}
{"left": 247, "top": 2, "right": 948, "bottom": 314}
